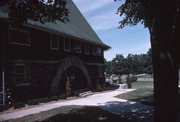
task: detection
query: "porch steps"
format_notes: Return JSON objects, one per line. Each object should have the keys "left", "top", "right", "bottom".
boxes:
{"left": 73, "top": 89, "right": 93, "bottom": 97}
{"left": 79, "top": 91, "right": 93, "bottom": 97}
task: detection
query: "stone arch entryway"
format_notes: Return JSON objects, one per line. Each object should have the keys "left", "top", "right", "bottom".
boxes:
{"left": 51, "top": 56, "right": 91, "bottom": 95}
{"left": 59, "top": 67, "right": 88, "bottom": 96}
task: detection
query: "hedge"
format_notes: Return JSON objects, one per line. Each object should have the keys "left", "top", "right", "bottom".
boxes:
{"left": 0, "top": 105, "right": 8, "bottom": 112}
{"left": 27, "top": 99, "right": 39, "bottom": 106}
{"left": 59, "top": 94, "right": 67, "bottom": 99}
{"left": 51, "top": 96, "right": 59, "bottom": 101}
{"left": 13, "top": 102, "right": 26, "bottom": 109}
{"left": 39, "top": 97, "right": 50, "bottom": 103}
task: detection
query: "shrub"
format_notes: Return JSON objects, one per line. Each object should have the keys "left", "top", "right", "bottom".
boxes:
{"left": 95, "top": 79, "right": 100, "bottom": 91}
{"left": 39, "top": 97, "right": 50, "bottom": 103}
{"left": 126, "top": 76, "right": 138, "bottom": 88}
{"left": 72, "top": 91, "right": 79, "bottom": 97}
{"left": 126, "top": 80, "right": 132, "bottom": 88}
{"left": 51, "top": 96, "right": 59, "bottom": 101}
{"left": 59, "top": 94, "right": 67, "bottom": 99}
{"left": 0, "top": 105, "right": 8, "bottom": 112}
{"left": 105, "top": 82, "right": 111, "bottom": 87}
{"left": 13, "top": 102, "right": 25, "bottom": 109}
{"left": 27, "top": 99, "right": 39, "bottom": 106}
{"left": 95, "top": 86, "right": 119, "bottom": 92}
{"left": 128, "top": 76, "right": 138, "bottom": 82}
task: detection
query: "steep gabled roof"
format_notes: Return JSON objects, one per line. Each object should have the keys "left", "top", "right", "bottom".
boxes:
{"left": 0, "top": 0, "right": 110, "bottom": 49}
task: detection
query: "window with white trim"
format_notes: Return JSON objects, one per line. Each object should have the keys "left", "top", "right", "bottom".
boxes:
{"left": 74, "top": 40, "right": 82, "bottom": 53}
{"left": 97, "top": 47, "right": 102, "bottom": 55}
{"left": 64, "top": 38, "right": 71, "bottom": 52}
{"left": 84, "top": 43, "right": 90, "bottom": 54}
{"left": 50, "top": 34, "right": 59, "bottom": 50}
{"left": 92, "top": 46, "right": 102, "bottom": 55}
{"left": 8, "top": 28, "right": 30, "bottom": 46}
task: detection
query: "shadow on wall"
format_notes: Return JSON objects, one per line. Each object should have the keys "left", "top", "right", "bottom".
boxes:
{"left": 98, "top": 101, "right": 154, "bottom": 122}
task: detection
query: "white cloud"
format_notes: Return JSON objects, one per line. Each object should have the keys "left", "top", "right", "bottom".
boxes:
{"left": 73, "top": 0, "right": 122, "bottom": 31}
{"left": 89, "top": 11, "right": 121, "bottom": 31}
{"left": 73, "top": 0, "right": 112, "bottom": 13}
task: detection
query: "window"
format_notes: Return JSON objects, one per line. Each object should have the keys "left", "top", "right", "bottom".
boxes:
{"left": 15, "top": 64, "right": 28, "bottom": 86}
{"left": 84, "top": 43, "right": 90, "bottom": 54}
{"left": 97, "top": 47, "right": 102, "bottom": 55}
{"left": 92, "top": 46, "right": 96, "bottom": 55}
{"left": 64, "top": 38, "right": 71, "bottom": 52}
{"left": 98, "top": 66, "right": 104, "bottom": 77}
{"left": 74, "top": 40, "right": 82, "bottom": 53}
{"left": 8, "top": 28, "right": 30, "bottom": 46}
{"left": 92, "top": 46, "right": 102, "bottom": 55}
{"left": 50, "top": 34, "right": 59, "bottom": 50}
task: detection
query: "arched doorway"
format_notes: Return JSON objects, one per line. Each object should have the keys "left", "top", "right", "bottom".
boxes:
{"left": 58, "top": 67, "right": 87, "bottom": 96}
{"left": 51, "top": 56, "right": 91, "bottom": 95}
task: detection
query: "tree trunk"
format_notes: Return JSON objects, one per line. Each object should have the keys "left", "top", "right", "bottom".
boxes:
{"left": 150, "top": 11, "right": 179, "bottom": 121}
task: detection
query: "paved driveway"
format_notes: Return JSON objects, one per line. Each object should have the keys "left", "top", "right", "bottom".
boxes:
{"left": 0, "top": 88, "right": 154, "bottom": 122}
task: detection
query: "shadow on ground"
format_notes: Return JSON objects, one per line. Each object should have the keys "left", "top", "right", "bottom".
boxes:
{"left": 99, "top": 101, "right": 154, "bottom": 122}
{"left": 39, "top": 106, "right": 130, "bottom": 122}
{"left": 136, "top": 96, "right": 154, "bottom": 106}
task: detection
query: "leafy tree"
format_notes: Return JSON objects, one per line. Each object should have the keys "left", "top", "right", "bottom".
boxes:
{"left": 104, "top": 59, "right": 114, "bottom": 75}
{"left": 105, "top": 50, "right": 153, "bottom": 76}
{"left": 116, "top": 0, "right": 179, "bottom": 121}
{"left": 0, "top": 0, "right": 69, "bottom": 26}
{"left": 112, "top": 54, "right": 127, "bottom": 75}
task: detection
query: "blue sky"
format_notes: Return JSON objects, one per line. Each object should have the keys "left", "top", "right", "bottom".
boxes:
{"left": 72, "top": 0, "right": 151, "bottom": 61}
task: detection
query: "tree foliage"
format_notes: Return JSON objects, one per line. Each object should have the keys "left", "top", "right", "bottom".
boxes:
{"left": 105, "top": 49, "right": 152, "bottom": 75}
{"left": 116, "top": 0, "right": 153, "bottom": 29}
{"left": 0, "top": 0, "right": 69, "bottom": 26}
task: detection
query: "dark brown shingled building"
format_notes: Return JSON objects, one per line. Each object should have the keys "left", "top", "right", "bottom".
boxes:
{"left": 0, "top": 0, "right": 110, "bottom": 104}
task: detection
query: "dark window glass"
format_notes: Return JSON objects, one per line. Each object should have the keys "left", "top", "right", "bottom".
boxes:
{"left": 84, "top": 43, "right": 90, "bottom": 54}
{"left": 92, "top": 46, "right": 102, "bottom": 55}
{"left": 64, "top": 38, "right": 71, "bottom": 52}
{"left": 74, "top": 41, "right": 82, "bottom": 53}
{"left": 50, "top": 34, "right": 59, "bottom": 50}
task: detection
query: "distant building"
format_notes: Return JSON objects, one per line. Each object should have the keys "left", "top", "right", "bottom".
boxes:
{"left": 0, "top": 0, "right": 110, "bottom": 104}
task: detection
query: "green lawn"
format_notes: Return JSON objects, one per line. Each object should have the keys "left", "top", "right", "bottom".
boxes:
{"left": 131, "top": 81, "right": 153, "bottom": 89}
{"left": 116, "top": 88, "right": 153, "bottom": 101}
{"left": 7, "top": 106, "right": 130, "bottom": 122}
{"left": 116, "top": 81, "right": 154, "bottom": 106}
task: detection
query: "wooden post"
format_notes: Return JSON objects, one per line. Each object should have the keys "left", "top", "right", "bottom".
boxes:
{"left": 1, "top": 24, "right": 6, "bottom": 105}
{"left": 65, "top": 75, "right": 72, "bottom": 97}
